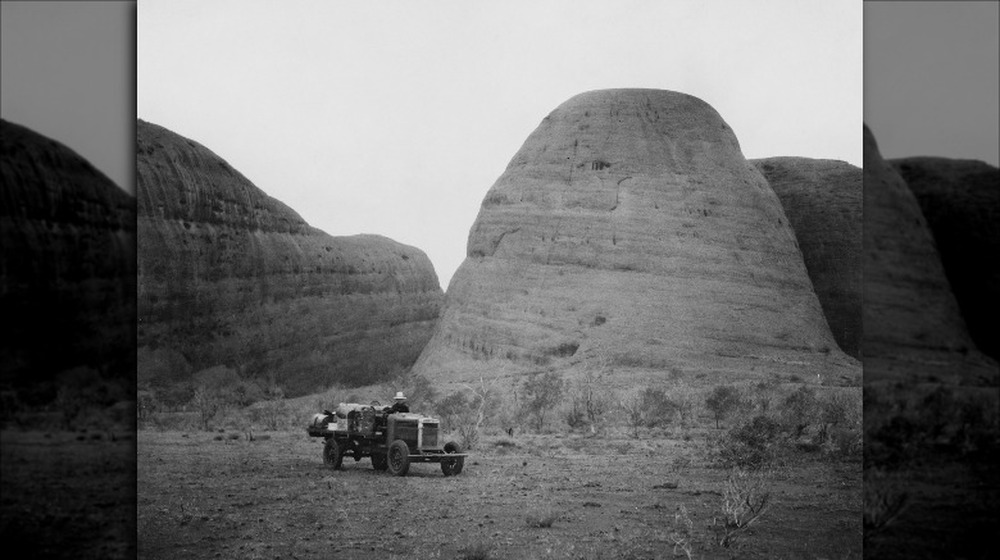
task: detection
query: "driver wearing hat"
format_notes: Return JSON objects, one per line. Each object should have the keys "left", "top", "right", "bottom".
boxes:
{"left": 385, "top": 391, "right": 410, "bottom": 414}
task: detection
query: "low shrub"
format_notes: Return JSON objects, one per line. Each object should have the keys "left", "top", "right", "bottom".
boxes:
{"left": 705, "top": 385, "right": 744, "bottom": 429}
{"left": 717, "top": 467, "right": 773, "bottom": 547}
{"left": 780, "top": 386, "right": 818, "bottom": 437}
{"left": 824, "top": 426, "right": 862, "bottom": 460}
{"left": 459, "top": 542, "right": 494, "bottom": 560}
{"left": 525, "top": 509, "right": 558, "bottom": 528}
{"left": 719, "top": 415, "right": 782, "bottom": 469}
{"left": 863, "top": 468, "right": 909, "bottom": 544}
{"left": 667, "top": 504, "right": 695, "bottom": 560}
{"left": 866, "top": 415, "right": 921, "bottom": 469}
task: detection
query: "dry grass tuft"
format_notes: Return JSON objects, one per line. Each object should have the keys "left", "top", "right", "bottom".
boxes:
{"left": 525, "top": 508, "right": 558, "bottom": 528}
{"left": 717, "top": 467, "right": 773, "bottom": 547}
{"left": 863, "top": 468, "right": 909, "bottom": 543}
{"left": 458, "top": 542, "right": 494, "bottom": 560}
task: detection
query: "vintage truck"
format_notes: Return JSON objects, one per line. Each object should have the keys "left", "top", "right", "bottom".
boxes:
{"left": 307, "top": 402, "right": 466, "bottom": 476}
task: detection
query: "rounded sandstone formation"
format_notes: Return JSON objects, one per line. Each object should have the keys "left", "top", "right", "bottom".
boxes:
{"left": 415, "top": 89, "right": 859, "bottom": 387}
{"left": 889, "top": 157, "right": 1000, "bottom": 362}
{"left": 752, "top": 157, "right": 862, "bottom": 358}
{"left": 136, "top": 120, "right": 443, "bottom": 395}
{"left": 0, "top": 119, "right": 136, "bottom": 387}
{"left": 862, "top": 125, "right": 996, "bottom": 384}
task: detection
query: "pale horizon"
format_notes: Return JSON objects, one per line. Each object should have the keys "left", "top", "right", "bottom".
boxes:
{"left": 865, "top": 1, "right": 999, "bottom": 167}
{"left": 1, "top": 1, "right": 135, "bottom": 195}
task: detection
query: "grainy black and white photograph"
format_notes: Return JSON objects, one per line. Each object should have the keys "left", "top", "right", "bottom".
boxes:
{"left": 135, "top": 0, "right": 863, "bottom": 558}
{"left": 0, "top": 1, "right": 137, "bottom": 558}
{"left": 862, "top": 1, "right": 999, "bottom": 559}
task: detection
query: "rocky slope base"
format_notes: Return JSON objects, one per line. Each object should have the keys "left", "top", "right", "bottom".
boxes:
{"left": 890, "top": 157, "right": 1000, "bottom": 363}
{"left": 413, "top": 89, "right": 859, "bottom": 389}
{"left": 752, "top": 157, "right": 862, "bottom": 359}
{"left": 862, "top": 126, "right": 996, "bottom": 385}
{"left": 136, "top": 120, "right": 442, "bottom": 396}
{"left": 0, "top": 119, "right": 136, "bottom": 390}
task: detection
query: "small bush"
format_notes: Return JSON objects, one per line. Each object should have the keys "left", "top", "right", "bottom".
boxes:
{"left": 866, "top": 415, "right": 921, "bottom": 469}
{"left": 706, "top": 385, "right": 744, "bottom": 429}
{"left": 719, "top": 415, "right": 781, "bottom": 469}
{"left": 717, "top": 467, "right": 773, "bottom": 547}
{"left": 459, "top": 542, "right": 494, "bottom": 560}
{"left": 863, "top": 468, "right": 909, "bottom": 544}
{"left": 525, "top": 509, "right": 558, "bottom": 528}
{"left": 954, "top": 396, "right": 1000, "bottom": 457}
{"left": 619, "top": 386, "right": 680, "bottom": 438}
{"left": 780, "top": 386, "right": 818, "bottom": 437}
{"left": 249, "top": 397, "right": 290, "bottom": 431}
{"left": 668, "top": 504, "right": 695, "bottom": 560}
{"left": 825, "top": 426, "right": 862, "bottom": 460}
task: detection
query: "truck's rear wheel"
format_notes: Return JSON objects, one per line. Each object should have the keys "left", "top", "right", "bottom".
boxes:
{"left": 441, "top": 441, "right": 464, "bottom": 476}
{"left": 371, "top": 453, "right": 388, "bottom": 471}
{"left": 387, "top": 440, "right": 410, "bottom": 476}
{"left": 323, "top": 438, "right": 343, "bottom": 470}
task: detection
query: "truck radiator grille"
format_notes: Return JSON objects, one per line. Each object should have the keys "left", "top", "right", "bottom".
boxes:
{"left": 422, "top": 422, "right": 438, "bottom": 448}
{"left": 396, "top": 422, "right": 418, "bottom": 449}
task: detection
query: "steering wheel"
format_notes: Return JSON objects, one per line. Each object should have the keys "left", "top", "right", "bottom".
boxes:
{"left": 370, "top": 400, "right": 381, "bottom": 407}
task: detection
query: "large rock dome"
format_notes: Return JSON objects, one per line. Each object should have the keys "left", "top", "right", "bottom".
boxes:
{"left": 136, "top": 120, "right": 443, "bottom": 395}
{"left": 862, "top": 125, "right": 996, "bottom": 385}
{"left": 753, "top": 157, "right": 862, "bottom": 359}
{"left": 889, "top": 156, "right": 1000, "bottom": 363}
{"left": 1, "top": 119, "right": 136, "bottom": 388}
{"left": 414, "top": 89, "right": 859, "bottom": 388}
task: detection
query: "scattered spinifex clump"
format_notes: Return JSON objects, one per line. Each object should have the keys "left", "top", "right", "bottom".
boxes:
{"left": 716, "top": 467, "right": 773, "bottom": 548}
{"left": 668, "top": 504, "right": 695, "bottom": 560}
{"left": 719, "top": 415, "right": 783, "bottom": 469}
{"left": 458, "top": 541, "right": 494, "bottom": 560}
{"left": 866, "top": 384, "right": 1000, "bottom": 469}
{"left": 525, "top": 508, "right": 559, "bottom": 528}
{"left": 712, "top": 382, "right": 864, "bottom": 471}
{"left": 863, "top": 468, "right": 909, "bottom": 544}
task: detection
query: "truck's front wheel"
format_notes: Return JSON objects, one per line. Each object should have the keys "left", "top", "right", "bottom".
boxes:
{"left": 324, "top": 438, "right": 343, "bottom": 470}
{"left": 387, "top": 440, "right": 410, "bottom": 476}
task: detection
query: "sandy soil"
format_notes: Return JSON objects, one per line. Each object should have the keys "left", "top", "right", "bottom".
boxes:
{"left": 1, "top": 430, "right": 136, "bottom": 559}
{"left": 138, "top": 429, "right": 861, "bottom": 559}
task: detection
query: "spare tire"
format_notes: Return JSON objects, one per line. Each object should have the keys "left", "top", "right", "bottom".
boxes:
{"left": 441, "top": 441, "right": 464, "bottom": 476}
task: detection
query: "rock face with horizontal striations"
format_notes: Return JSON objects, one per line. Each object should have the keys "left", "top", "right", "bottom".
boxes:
{"left": 0, "top": 119, "right": 136, "bottom": 389}
{"left": 862, "top": 126, "right": 996, "bottom": 385}
{"left": 136, "top": 120, "right": 443, "bottom": 396}
{"left": 414, "top": 89, "right": 859, "bottom": 388}
{"left": 889, "top": 157, "right": 1000, "bottom": 363}
{"left": 752, "top": 157, "right": 862, "bottom": 359}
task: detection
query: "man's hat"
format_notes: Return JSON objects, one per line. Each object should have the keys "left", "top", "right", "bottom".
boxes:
{"left": 394, "top": 391, "right": 406, "bottom": 401}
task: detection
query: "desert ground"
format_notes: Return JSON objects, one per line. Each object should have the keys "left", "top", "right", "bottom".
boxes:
{"left": 862, "top": 384, "right": 999, "bottom": 560}
{"left": 138, "top": 427, "right": 861, "bottom": 560}
{"left": 0, "top": 430, "right": 136, "bottom": 559}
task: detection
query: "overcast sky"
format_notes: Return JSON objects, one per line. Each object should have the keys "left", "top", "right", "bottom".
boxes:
{"left": 1, "top": 1, "right": 135, "bottom": 194}
{"left": 865, "top": 1, "right": 999, "bottom": 166}
{"left": 138, "top": 0, "right": 861, "bottom": 291}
